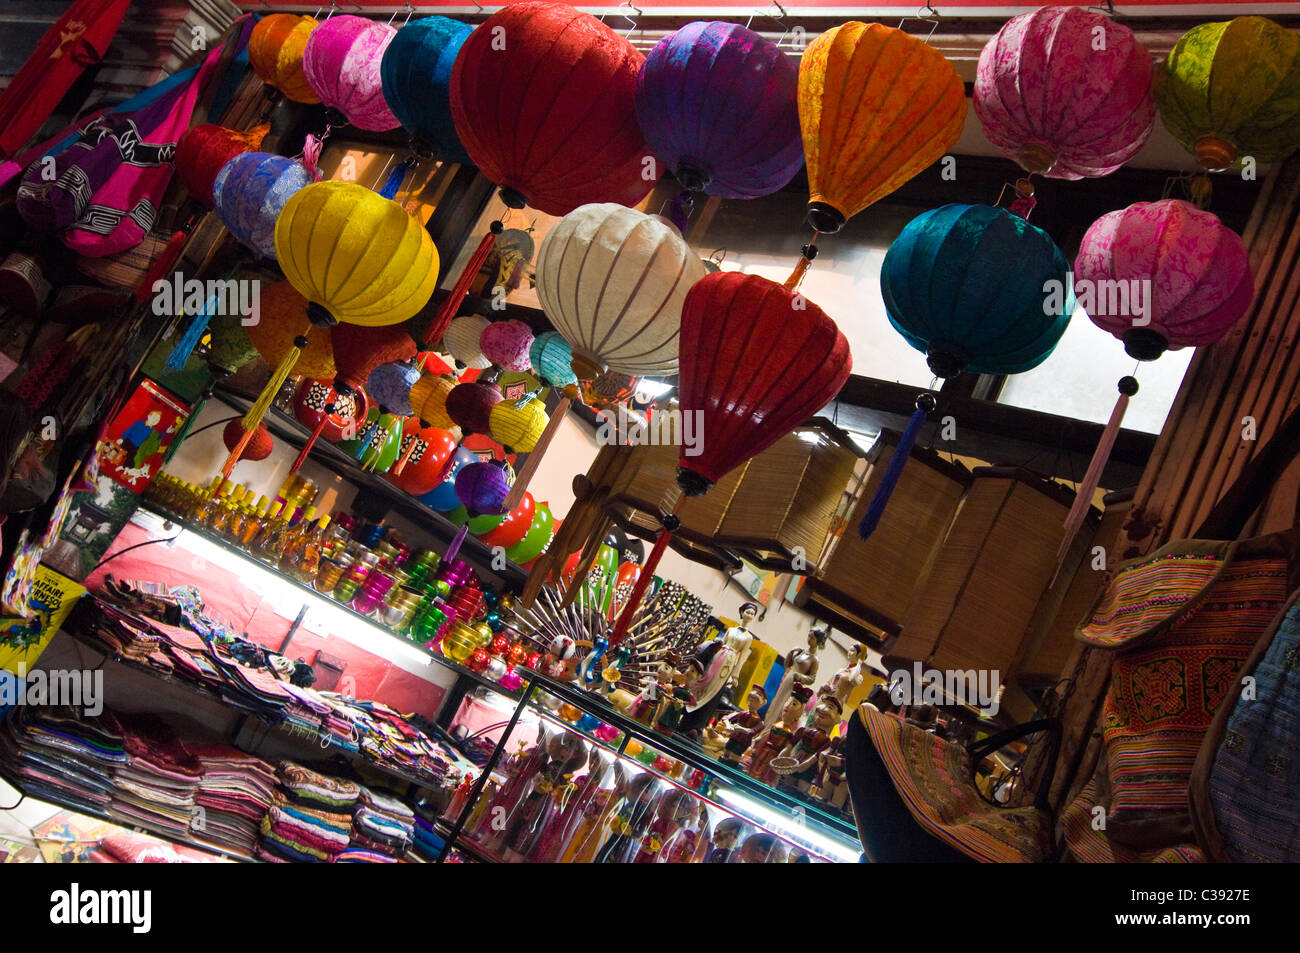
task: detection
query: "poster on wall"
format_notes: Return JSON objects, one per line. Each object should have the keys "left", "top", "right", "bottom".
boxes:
{"left": 96, "top": 378, "right": 190, "bottom": 492}
{"left": 0, "top": 564, "right": 86, "bottom": 678}
{"left": 42, "top": 475, "right": 141, "bottom": 582}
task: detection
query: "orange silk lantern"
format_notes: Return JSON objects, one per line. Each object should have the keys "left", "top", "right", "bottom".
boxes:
{"left": 244, "top": 281, "right": 336, "bottom": 381}
{"left": 248, "top": 13, "right": 320, "bottom": 104}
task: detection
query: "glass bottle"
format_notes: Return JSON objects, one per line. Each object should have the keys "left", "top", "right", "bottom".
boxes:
{"left": 198, "top": 480, "right": 233, "bottom": 531}
{"left": 240, "top": 496, "right": 271, "bottom": 549}
{"left": 278, "top": 505, "right": 317, "bottom": 574}
{"left": 287, "top": 514, "right": 330, "bottom": 584}
{"left": 250, "top": 500, "right": 288, "bottom": 563}
{"left": 212, "top": 485, "right": 246, "bottom": 540}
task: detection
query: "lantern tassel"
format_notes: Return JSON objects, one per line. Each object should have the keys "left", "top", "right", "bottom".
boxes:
{"left": 391, "top": 434, "right": 418, "bottom": 477}
{"left": 444, "top": 522, "right": 471, "bottom": 565}
{"left": 422, "top": 226, "right": 498, "bottom": 347}
{"left": 163, "top": 390, "right": 210, "bottom": 464}
{"left": 1054, "top": 377, "right": 1137, "bottom": 569}
{"left": 301, "top": 133, "right": 325, "bottom": 181}
{"left": 219, "top": 328, "right": 309, "bottom": 476}
{"left": 221, "top": 425, "right": 257, "bottom": 481}
{"left": 377, "top": 159, "right": 412, "bottom": 200}
{"left": 353, "top": 420, "right": 380, "bottom": 462}
{"left": 501, "top": 395, "right": 570, "bottom": 511}
{"left": 859, "top": 394, "right": 935, "bottom": 539}
{"left": 165, "top": 293, "right": 218, "bottom": 370}
{"left": 289, "top": 407, "right": 331, "bottom": 475}
{"left": 610, "top": 516, "right": 677, "bottom": 645}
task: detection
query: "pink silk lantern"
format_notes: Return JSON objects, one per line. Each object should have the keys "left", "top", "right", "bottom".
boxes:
{"left": 1056, "top": 198, "right": 1253, "bottom": 564}
{"left": 479, "top": 319, "right": 535, "bottom": 373}
{"left": 974, "top": 7, "right": 1155, "bottom": 179}
{"left": 303, "top": 15, "right": 400, "bottom": 132}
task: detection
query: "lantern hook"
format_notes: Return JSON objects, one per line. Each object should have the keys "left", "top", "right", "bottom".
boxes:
{"left": 616, "top": 2, "right": 641, "bottom": 39}
{"left": 1089, "top": 0, "right": 1118, "bottom": 18}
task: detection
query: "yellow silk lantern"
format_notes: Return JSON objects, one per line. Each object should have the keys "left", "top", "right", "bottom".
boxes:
{"left": 274, "top": 180, "right": 439, "bottom": 328}
{"left": 1155, "top": 16, "right": 1300, "bottom": 171}
{"left": 409, "top": 373, "right": 458, "bottom": 430}
{"left": 798, "top": 23, "right": 966, "bottom": 234}
{"left": 489, "top": 395, "right": 549, "bottom": 453}
{"left": 249, "top": 14, "right": 320, "bottom": 104}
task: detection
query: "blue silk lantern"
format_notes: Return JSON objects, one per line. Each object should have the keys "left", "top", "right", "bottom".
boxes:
{"left": 419, "top": 444, "right": 479, "bottom": 511}
{"left": 366, "top": 360, "right": 421, "bottom": 416}
{"left": 380, "top": 16, "right": 473, "bottom": 163}
{"left": 860, "top": 204, "right": 1072, "bottom": 540}
{"left": 528, "top": 331, "right": 578, "bottom": 388}
{"left": 635, "top": 21, "right": 802, "bottom": 200}
{"left": 455, "top": 460, "right": 514, "bottom": 517}
{"left": 213, "top": 153, "right": 314, "bottom": 260}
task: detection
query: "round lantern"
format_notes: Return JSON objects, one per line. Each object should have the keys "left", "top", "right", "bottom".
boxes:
{"left": 367, "top": 361, "right": 421, "bottom": 415}
{"left": 274, "top": 180, "right": 439, "bottom": 328}
{"left": 635, "top": 21, "right": 802, "bottom": 199}
{"left": 488, "top": 394, "right": 549, "bottom": 452}
{"left": 455, "top": 460, "right": 514, "bottom": 516}
{"left": 1074, "top": 199, "right": 1253, "bottom": 360}
{"left": 579, "top": 370, "right": 639, "bottom": 409}
{"left": 1155, "top": 16, "right": 1300, "bottom": 170}
{"left": 389, "top": 425, "right": 458, "bottom": 496}
{"left": 880, "top": 204, "right": 1072, "bottom": 378}
{"left": 504, "top": 502, "right": 554, "bottom": 564}
{"left": 294, "top": 378, "right": 369, "bottom": 443}
{"left": 213, "top": 153, "right": 314, "bottom": 261}
{"left": 302, "top": 14, "right": 400, "bottom": 131}
{"left": 442, "top": 315, "right": 492, "bottom": 369}
{"left": 380, "top": 16, "right": 473, "bottom": 162}
{"left": 450, "top": 1, "right": 655, "bottom": 215}
{"left": 974, "top": 7, "right": 1155, "bottom": 179}
{"left": 175, "top": 125, "right": 264, "bottom": 208}
{"left": 529, "top": 331, "right": 578, "bottom": 388}
{"left": 798, "top": 22, "right": 966, "bottom": 234}
{"left": 222, "top": 420, "right": 273, "bottom": 461}
{"left": 249, "top": 13, "right": 320, "bottom": 103}
{"left": 446, "top": 381, "right": 501, "bottom": 434}
{"left": 409, "top": 373, "right": 459, "bottom": 429}
{"left": 245, "top": 282, "right": 336, "bottom": 380}
{"left": 536, "top": 203, "right": 707, "bottom": 378}
{"left": 479, "top": 492, "right": 536, "bottom": 549}
{"left": 419, "top": 444, "right": 479, "bottom": 511}
{"left": 479, "top": 320, "right": 534, "bottom": 372}
{"left": 447, "top": 506, "right": 506, "bottom": 534}
{"left": 332, "top": 323, "right": 418, "bottom": 395}
{"left": 340, "top": 407, "right": 403, "bottom": 472}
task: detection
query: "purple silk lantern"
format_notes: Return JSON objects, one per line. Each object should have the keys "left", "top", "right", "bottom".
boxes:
{"left": 635, "top": 21, "right": 802, "bottom": 199}
{"left": 974, "top": 7, "right": 1155, "bottom": 179}
{"left": 445, "top": 381, "right": 502, "bottom": 435}
{"left": 479, "top": 319, "right": 535, "bottom": 372}
{"left": 303, "top": 15, "right": 400, "bottom": 131}
{"left": 213, "top": 153, "right": 313, "bottom": 260}
{"left": 455, "top": 460, "right": 514, "bottom": 516}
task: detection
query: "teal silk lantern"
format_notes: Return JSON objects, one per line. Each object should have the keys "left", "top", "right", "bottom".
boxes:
{"left": 380, "top": 16, "right": 473, "bottom": 163}
{"left": 529, "top": 331, "right": 578, "bottom": 388}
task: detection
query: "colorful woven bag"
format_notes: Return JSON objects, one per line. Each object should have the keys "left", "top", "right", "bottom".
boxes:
{"left": 1189, "top": 588, "right": 1300, "bottom": 862}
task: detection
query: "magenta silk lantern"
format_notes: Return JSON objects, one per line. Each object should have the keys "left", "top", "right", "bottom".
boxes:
{"left": 1074, "top": 198, "right": 1253, "bottom": 360}
{"left": 974, "top": 6, "right": 1155, "bottom": 179}
{"left": 479, "top": 320, "right": 535, "bottom": 372}
{"left": 303, "top": 15, "right": 400, "bottom": 132}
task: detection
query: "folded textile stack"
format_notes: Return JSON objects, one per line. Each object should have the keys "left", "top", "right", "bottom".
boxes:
{"left": 256, "top": 761, "right": 359, "bottom": 862}
{"left": 85, "top": 827, "right": 229, "bottom": 863}
{"left": 350, "top": 786, "right": 415, "bottom": 860}
{"left": 109, "top": 715, "right": 202, "bottom": 839}
{"left": 412, "top": 815, "right": 447, "bottom": 861}
{"left": 0, "top": 707, "right": 128, "bottom": 814}
{"left": 184, "top": 743, "right": 278, "bottom": 858}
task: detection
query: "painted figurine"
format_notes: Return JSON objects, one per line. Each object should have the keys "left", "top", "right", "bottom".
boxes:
{"left": 653, "top": 654, "right": 700, "bottom": 735}
{"left": 706, "top": 817, "right": 745, "bottom": 863}
{"left": 776, "top": 695, "right": 844, "bottom": 795}
{"left": 679, "top": 602, "right": 758, "bottom": 733}
{"left": 810, "top": 735, "right": 848, "bottom": 811}
{"left": 765, "top": 626, "right": 827, "bottom": 726}
{"left": 712, "top": 684, "right": 768, "bottom": 765}
{"left": 819, "top": 638, "right": 867, "bottom": 709}
{"left": 501, "top": 731, "right": 589, "bottom": 861}
{"left": 743, "top": 683, "right": 812, "bottom": 782}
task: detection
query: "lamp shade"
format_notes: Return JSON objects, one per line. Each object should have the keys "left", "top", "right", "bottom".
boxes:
{"left": 274, "top": 181, "right": 439, "bottom": 328}
{"left": 635, "top": 21, "right": 802, "bottom": 198}
{"left": 1074, "top": 199, "right": 1253, "bottom": 360}
{"left": 213, "top": 153, "right": 314, "bottom": 261}
{"left": 1155, "top": 16, "right": 1300, "bottom": 170}
{"left": 331, "top": 322, "right": 418, "bottom": 395}
{"left": 443, "top": 315, "right": 492, "bottom": 369}
{"left": 974, "top": 7, "right": 1155, "bottom": 179}
{"left": 409, "top": 373, "right": 458, "bottom": 429}
{"left": 380, "top": 16, "right": 473, "bottom": 163}
{"left": 536, "top": 203, "right": 706, "bottom": 378}
{"left": 529, "top": 331, "right": 578, "bottom": 387}
{"left": 302, "top": 14, "right": 400, "bottom": 131}
{"left": 450, "top": 1, "right": 655, "bottom": 215}
{"left": 294, "top": 378, "right": 369, "bottom": 443}
{"left": 249, "top": 13, "right": 320, "bottom": 103}
{"left": 367, "top": 361, "right": 421, "bottom": 414}
{"left": 419, "top": 444, "right": 479, "bottom": 511}
{"left": 455, "top": 460, "right": 514, "bottom": 515}
{"left": 676, "top": 271, "right": 852, "bottom": 492}
{"left": 489, "top": 394, "right": 549, "bottom": 452}
{"left": 479, "top": 319, "right": 534, "bottom": 372}
{"left": 479, "top": 492, "right": 536, "bottom": 548}
{"left": 446, "top": 381, "right": 502, "bottom": 435}
{"left": 245, "top": 281, "right": 336, "bottom": 380}
{"left": 222, "top": 420, "right": 273, "bottom": 461}
{"left": 880, "top": 204, "right": 1072, "bottom": 378}
{"left": 504, "top": 501, "right": 555, "bottom": 564}
{"left": 798, "top": 22, "right": 966, "bottom": 233}
{"left": 389, "top": 424, "right": 458, "bottom": 496}
{"left": 175, "top": 124, "right": 264, "bottom": 208}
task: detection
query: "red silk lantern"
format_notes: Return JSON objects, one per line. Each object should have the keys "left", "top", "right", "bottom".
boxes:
{"left": 174, "top": 124, "right": 266, "bottom": 208}
{"left": 222, "top": 419, "right": 273, "bottom": 461}
{"left": 389, "top": 424, "right": 458, "bottom": 496}
{"left": 331, "top": 323, "right": 417, "bottom": 395}
{"left": 478, "top": 492, "right": 536, "bottom": 549}
{"left": 608, "top": 271, "right": 851, "bottom": 642}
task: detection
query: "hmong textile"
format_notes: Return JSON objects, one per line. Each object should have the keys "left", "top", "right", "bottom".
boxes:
{"left": 858, "top": 706, "right": 1051, "bottom": 863}
{"left": 1060, "top": 778, "right": 1206, "bottom": 863}
{"left": 1078, "top": 547, "right": 1229, "bottom": 650}
{"left": 277, "top": 761, "right": 360, "bottom": 811}
{"left": 1193, "top": 595, "right": 1300, "bottom": 862}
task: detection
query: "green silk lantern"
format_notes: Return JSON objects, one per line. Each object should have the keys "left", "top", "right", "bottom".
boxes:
{"left": 505, "top": 502, "right": 555, "bottom": 565}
